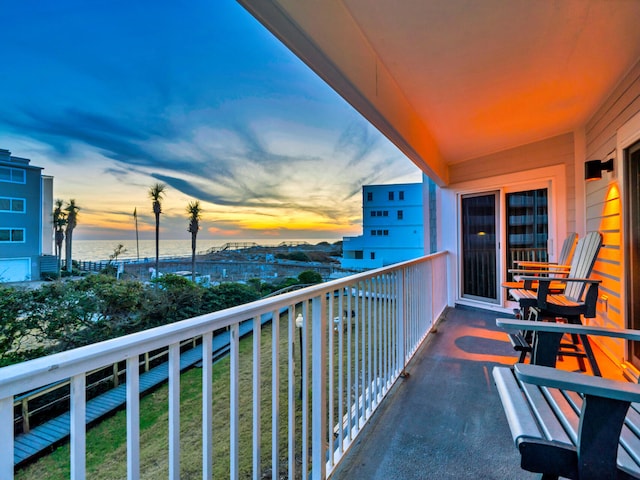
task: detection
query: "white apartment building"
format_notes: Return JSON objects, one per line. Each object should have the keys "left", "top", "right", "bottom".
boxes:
{"left": 342, "top": 182, "right": 425, "bottom": 270}
{"left": 0, "top": 149, "right": 54, "bottom": 282}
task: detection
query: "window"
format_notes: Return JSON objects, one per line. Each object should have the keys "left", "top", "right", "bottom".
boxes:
{"left": 397, "top": 210, "right": 404, "bottom": 220}
{"left": 355, "top": 250, "right": 364, "bottom": 259}
{"left": 370, "top": 211, "right": 376, "bottom": 217}
{"left": 383, "top": 230, "right": 389, "bottom": 236}
{"left": 371, "top": 230, "right": 377, "bottom": 236}
{"left": 399, "top": 191, "right": 405, "bottom": 200}
{"left": 388, "top": 191, "right": 394, "bottom": 201}
{"left": 0, "top": 228, "right": 25, "bottom": 242}
{"left": 383, "top": 210, "right": 388, "bottom": 217}
{"left": 0, "top": 167, "right": 26, "bottom": 184}
{"left": 0, "top": 197, "right": 26, "bottom": 213}
{"left": 370, "top": 252, "right": 376, "bottom": 260}
{"left": 367, "top": 192, "right": 373, "bottom": 201}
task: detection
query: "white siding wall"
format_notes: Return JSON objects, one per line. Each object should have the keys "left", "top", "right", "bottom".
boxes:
{"left": 583, "top": 59, "right": 640, "bottom": 363}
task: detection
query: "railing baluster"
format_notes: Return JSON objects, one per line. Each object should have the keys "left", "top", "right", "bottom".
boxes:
{"left": 354, "top": 281, "right": 360, "bottom": 432}
{"left": 311, "top": 294, "right": 327, "bottom": 480}
{"left": 338, "top": 288, "right": 345, "bottom": 455}
{"left": 70, "top": 373, "right": 86, "bottom": 480}
{"left": 272, "top": 308, "right": 280, "bottom": 479}
{"left": 287, "top": 307, "right": 296, "bottom": 480}
{"left": 301, "top": 300, "right": 309, "bottom": 478}
{"left": 346, "top": 287, "right": 352, "bottom": 443}
{"left": 168, "top": 342, "right": 180, "bottom": 480}
{"left": 373, "top": 277, "right": 378, "bottom": 405}
{"left": 230, "top": 323, "right": 240, "bottom": 480}
{"left": 0, "top": 397, "right": 12, "bottom": 480}
{"left": 126, "top": 356, "right": 140, "bottom": 480}
{"left": 328, "top": 289, "right": 335, "bottom": 468}
{"left": 253, "top": 316, "right": 262, "bottom": 480}
{"left": 202, "top": 332, "right": 213, "bottom": 480}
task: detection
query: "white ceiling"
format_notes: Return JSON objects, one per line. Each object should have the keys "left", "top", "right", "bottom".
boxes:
{"left": 342, "top": 0, "right": 640, "bottom": 162}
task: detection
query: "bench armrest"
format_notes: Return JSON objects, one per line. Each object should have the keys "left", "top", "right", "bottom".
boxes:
{"left": 514, "top": 364, "right": 640, "bottom": 403}
{"left": 517, "top": 276, "right": 601, "bottom": 284}
{"left": 496, "top": 318, "right": 640, "bottom": 341}
{"left": 514, "top": 261, "right": 570, "bottom": 269}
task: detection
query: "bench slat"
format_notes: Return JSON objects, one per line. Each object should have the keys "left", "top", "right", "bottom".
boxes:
{"left": 492, "top": 367, "right": 542, "bottom": 443}
{"left": 519, "top": 381, "right": 573, "bottom": 445}
{"left": 540, "top": 386, "right": 580, "bottom": 444}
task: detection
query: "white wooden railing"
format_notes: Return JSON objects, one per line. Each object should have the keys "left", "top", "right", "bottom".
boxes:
{"left": 0, "top": 252, "right": 449, "bottom": 479}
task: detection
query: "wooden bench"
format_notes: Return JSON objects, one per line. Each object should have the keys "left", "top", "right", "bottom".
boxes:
{"left": 494, "top": 318, "right": 640, "bottom": 479}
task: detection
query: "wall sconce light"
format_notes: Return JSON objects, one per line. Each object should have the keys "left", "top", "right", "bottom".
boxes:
{"left": 584, "top": 158, "right": 614, "bottom": 181}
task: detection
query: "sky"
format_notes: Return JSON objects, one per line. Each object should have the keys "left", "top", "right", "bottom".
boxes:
{"left": 0, "top": 0, "right": 422, "bottom": 243}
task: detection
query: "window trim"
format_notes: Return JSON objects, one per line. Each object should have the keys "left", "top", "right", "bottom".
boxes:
{"left": 0, "top": 228, "right": 26, "bottom": 243}
{"left": 0, "top": 197, "right": 26, "bottom": 213}
{"left": 0, "top": 167, "right": 26, "bottom": 184}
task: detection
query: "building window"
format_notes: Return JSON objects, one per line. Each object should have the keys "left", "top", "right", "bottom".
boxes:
{"left": 0, "top": 228, "right": 25, "bottom": 242}
{"left": 383, "top": 210, "right": 388, "bottom": 217}
{"left": 0, "top": 197, "right": 26, "bottom": 213}
{"left": 370, "top": 252, "right": 376, "bottom": 260}
{"left": 397, "top": 210, "right": 404, "bottom": 220}
{"left": 371, "top": 211, "right": 376, "bottom": 217}
{"left": 355, "top": 250, "right": 363, "bottom": 259}
{"left": 399, "top": 191, "right": 405, "bottom": 200}
{"left": 383, "top": 230, "right": 389, "bottom": 236}
{"left": 388, "top": 191, "right": 394, "bottom": 201}
{"left": 0, "top": 167, "right": 26, "bottom": 184}
{"left": 371, "top": 230, "right": 377, "bottom": 236}
{"left": 367, "top": 192, "right": 373, "bottom": 201}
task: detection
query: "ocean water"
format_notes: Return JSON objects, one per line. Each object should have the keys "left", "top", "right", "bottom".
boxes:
{"left": 72, "top": 238, "right": 337, "bottom": 262}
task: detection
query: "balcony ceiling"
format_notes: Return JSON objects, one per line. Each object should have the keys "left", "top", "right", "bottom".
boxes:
{"left": 238, "top": 0, "right": 640, "bottom": 185}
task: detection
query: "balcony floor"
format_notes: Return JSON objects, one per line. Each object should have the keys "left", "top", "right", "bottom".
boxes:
{"left": 330, "top": 306, "right": 619, "bottom": 479}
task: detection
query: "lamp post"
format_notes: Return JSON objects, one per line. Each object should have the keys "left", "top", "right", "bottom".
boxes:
{"left": 296, "top": 313, "right": 304, "bottom": 400}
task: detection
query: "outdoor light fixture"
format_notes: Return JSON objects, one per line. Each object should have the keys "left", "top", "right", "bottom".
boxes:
{"left": 585, "top": 158, "right": 614, "bottom": 181}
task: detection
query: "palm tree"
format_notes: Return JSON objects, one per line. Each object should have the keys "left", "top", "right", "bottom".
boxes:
{"left": 64, "top": 199, "right": 80, "bottom": 273}
{"left": 186, "top": 200, "right": 202, "bottom": 282}
{"left": 148, "top": 183, "right": 167, "bottom": 279}
{"left": 52, "top": 199, "right": 67, "bottom": 275}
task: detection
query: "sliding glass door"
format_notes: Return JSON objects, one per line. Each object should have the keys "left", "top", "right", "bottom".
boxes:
{"left": 461, "top": 192, "right": 499, "bottom": 302}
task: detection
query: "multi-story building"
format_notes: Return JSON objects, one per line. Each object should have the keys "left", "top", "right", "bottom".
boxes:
{"left": 342, "top": 182, "right": 425, "bottom": 270}
{"left": 0, "top": 149, "right": 53, "bottom": 282}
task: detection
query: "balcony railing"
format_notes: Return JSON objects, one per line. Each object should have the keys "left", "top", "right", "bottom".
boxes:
{"left": 0, "top": 251, "right": 449, "bottom": 480}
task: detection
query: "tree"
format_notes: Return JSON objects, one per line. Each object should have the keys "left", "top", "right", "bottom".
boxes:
{"left": 298, "top": 270, "right": 323, "bottom": 284}
{"left": 148, "top": 183, "right": 167, "bottom": 279}
{"left": 53, "top": 199, "right": 67, "bottom": 275}
{"left": 186, "top": 200, "right": 202, "bottom": 282}
{"left": 64, "top": 199, "right": 80, "bottom": 273}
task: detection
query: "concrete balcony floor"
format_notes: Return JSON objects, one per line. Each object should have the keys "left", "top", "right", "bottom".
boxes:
{"left": 331, "top": 306, "right": 620, "bottom": 480}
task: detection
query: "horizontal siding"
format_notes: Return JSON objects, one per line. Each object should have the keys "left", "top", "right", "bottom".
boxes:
{"left": 449, "top": 133, "right": 574, "bottom": 184}
{"left": 584, "top": 57, "right": 640, "bottom": 365}
{"left": 449, "top": 133, "right": 576, "bottom": 233}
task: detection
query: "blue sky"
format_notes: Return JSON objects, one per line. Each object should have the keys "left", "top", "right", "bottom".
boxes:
{"left": 0, "top": 0, "right": 421, "bottom": 242}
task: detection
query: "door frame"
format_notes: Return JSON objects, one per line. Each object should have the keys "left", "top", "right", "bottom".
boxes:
{"left": 446, "top": 164, "right": 566, "bottom": 309}
{"left": 459, "top": 190, "right": 500, "bottom": 303}
{"left": 618, "top": 110, "right": 640, "bottom": 365}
